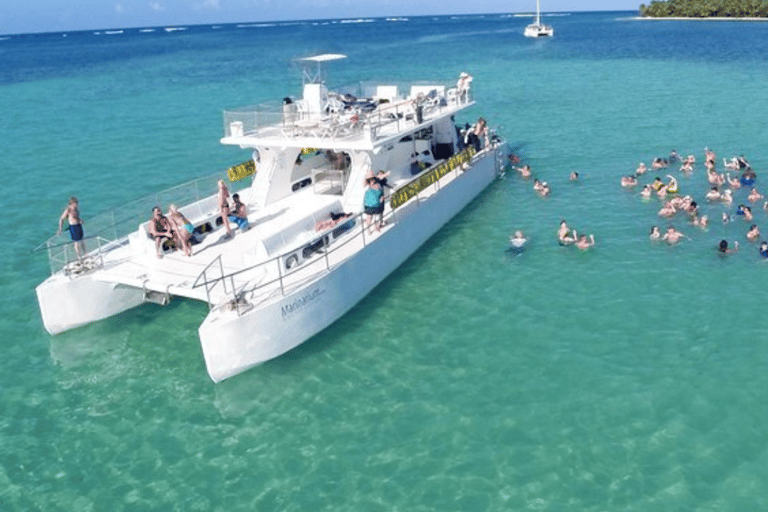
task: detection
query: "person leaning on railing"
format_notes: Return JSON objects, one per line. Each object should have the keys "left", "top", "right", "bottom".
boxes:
{"left": 363, "top": 176, "right": 385, "bottom": 234}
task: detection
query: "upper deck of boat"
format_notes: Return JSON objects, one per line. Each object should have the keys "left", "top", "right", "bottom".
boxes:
{"left": 220, "top": 83, "right": 473, "bottom": 151}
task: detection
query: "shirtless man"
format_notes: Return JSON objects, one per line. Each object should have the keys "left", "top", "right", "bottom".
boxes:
{"left": 692, "top": 214, "right": 708, "bottom": 228}
{"left": 229, "top": 193, "right": 250, "bottom": 231}
{"left": 148, "top": 206, "right": 176, "bottom": 258}
{"left": 558, "top": 220, "right": 577, "bottom": 245}
{"left": 635, "top": 162, "right": 647, "bottom": 175}
{"left": 640, "top": 184, "right": 652, "bottom": 199}
{"left": 514, "top": 164, "right": 532, "bottom": 179}
{"left": 57, "top": 196, "right": 86, "bottom": 260}
{"left": 662, "top": 225, "right": 684, "bottom": 245}
{"left": 217, "top": 179, "right": 233, "bottom": 237}
{"left": 748, "top": 188, "right": 763, "bottom": 203}
{"left": 621, "top": 174, "right": 638, "bottom": 188}
{"left": 705, "top": 186, "right": 721, "bottom": 202}
{"left": 747, "top": 224, "right": 760, "bottom": 242}
{"left": 658, "top": 201, "right": 676, "bottom": 218}
{"left": 575, "top": 233, "right": 595, "bottom": 250}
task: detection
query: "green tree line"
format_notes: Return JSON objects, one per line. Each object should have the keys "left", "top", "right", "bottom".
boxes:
{"left": 639, "top": 0, "right": 768, "bottom": 17}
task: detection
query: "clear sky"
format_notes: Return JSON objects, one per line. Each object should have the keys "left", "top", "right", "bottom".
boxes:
{"left": 0, "top": 1, "right": 641, "bottom": 36}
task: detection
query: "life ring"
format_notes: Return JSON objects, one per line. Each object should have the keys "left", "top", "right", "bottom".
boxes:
{"left": 285, "top": 254, "right": 299, "bottom": 270}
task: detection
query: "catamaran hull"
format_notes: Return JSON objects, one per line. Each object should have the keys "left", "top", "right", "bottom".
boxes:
{"left": 36, "top": 275, "right": 145, "bottom": 335}
{"left": 199, "top": 144, "right": 506, "bottom": 382}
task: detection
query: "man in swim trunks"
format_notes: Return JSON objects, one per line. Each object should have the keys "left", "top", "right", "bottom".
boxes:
{"left": 148, "top": 206, "right": 176, "bottom": 258}
{"left": 228, "top": 193, "right": 250, "bottom": 232}
{"left": 57, "top": 196, "right": 85, "bottom": 260}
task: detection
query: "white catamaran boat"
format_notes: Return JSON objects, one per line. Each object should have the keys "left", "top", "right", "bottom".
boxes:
{"left": 35, "top": 55, "right": 508, "bottom": 382}
{"left": 524, "top": 0, "right": 554, "bottom": 38}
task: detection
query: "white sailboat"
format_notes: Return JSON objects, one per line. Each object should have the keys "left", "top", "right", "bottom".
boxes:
{"left": 35, "top": 55, "right": 509, "bottom": 383}
{"left": 524, "top": 0, "right": 554, "bottom": 38}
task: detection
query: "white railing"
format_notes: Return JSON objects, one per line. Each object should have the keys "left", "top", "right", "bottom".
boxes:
{"left": 34, "top": 170, "right": 252, "bottom": 275}
{"left": 192, "top": 143, "right": 504, "bottom": 315}
{"left": 222, "top": 82, "right": 473, "bottom": 142}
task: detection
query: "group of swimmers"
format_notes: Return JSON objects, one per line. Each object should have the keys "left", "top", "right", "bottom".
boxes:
{"left": 507, "top": 147, "right": 768, "bottom": 258}
{"left": 508, "top": 157, "right": 596, "bottom": 252}
{"left": 630, "top": 148, "right": 768, "bottom": 257}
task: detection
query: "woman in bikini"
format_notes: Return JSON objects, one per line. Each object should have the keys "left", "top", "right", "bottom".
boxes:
{"left": 217, "top": 179, "right": 233, "bottom": 237}
{"left": 168, "top": 204, "right": 193, "bottom": 257}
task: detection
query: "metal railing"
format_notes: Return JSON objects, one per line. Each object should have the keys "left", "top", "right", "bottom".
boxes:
{"left": 221, "top": 81, "right": 473, "bottom": 141}
{"left": 191, "top": 143, "right": 502, "bottom": 314}
{"left": 34, "top": 170, "right": 252, "bottom": 275}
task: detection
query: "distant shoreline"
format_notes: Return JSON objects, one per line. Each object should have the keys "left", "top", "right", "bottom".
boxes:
{"left": 633, "top": 16, "right": 768, "bottom": 22}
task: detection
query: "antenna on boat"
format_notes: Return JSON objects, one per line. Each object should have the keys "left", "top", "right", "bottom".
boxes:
{"left": 297, "top": 53, "right": 347, "bottom": 85}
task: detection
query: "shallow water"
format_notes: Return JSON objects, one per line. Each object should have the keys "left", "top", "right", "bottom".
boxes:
{"left": 2, "top": 12, "right": 768, "bottom": 510}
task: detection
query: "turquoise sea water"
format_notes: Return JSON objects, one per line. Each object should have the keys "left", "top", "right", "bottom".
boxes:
{"left": 3, "top": 12, "right": 768, "bottom": 510}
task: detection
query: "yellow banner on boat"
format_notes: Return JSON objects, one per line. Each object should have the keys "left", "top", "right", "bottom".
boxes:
{"left": 301, "top": 148, "right": 319, "bottom": 155}
{"left": 227, "top": 160, "right": 256, "bottom": 182}
{"left": 390, "top": 146, "right": 476, "bottom": 209}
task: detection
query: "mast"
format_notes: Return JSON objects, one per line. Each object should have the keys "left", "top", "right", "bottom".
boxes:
{"left": 536, "top": 0, "right": 541, "bottom": 25}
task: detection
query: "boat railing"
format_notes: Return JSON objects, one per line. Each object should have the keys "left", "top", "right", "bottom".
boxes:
{"left": 33, "top": 170, "right": 252, "bottom": 275}
{"left": 222, "top": 81, "right": 473, "bottom": 141}
{"left": 191, "top": 143, "right": 499, "bottom": 314}
{"left": 38, "top": 236, "right": 116, "bottom": 277}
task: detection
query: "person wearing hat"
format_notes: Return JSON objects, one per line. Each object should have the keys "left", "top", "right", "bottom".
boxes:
{"left": 457, "top": 71, "right": 473, "bottom": 103}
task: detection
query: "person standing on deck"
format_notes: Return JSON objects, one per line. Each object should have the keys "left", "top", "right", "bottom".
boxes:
{"left": 217, "top": 179, "right": 233, "bottom": 238}
{"left": 57, "top": 196, "right": 85, "bottom": 261}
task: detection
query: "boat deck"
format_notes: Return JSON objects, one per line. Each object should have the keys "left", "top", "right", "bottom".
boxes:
{"left": 83, "top": 189, "right": 391, "bottom": 310}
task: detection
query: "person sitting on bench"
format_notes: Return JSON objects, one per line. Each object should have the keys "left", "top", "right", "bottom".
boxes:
{"left": 148, "top": 206, "right": 176, "bottom": 258}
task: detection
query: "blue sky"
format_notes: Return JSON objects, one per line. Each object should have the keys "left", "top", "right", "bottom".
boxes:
{"left": 1, "top": 1, "right": 641, "bottom": 35}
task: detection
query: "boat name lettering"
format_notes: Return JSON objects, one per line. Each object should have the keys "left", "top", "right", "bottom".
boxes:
{"left": 281, "top": 287, "right": 325, "bottom": 319}
{"left": 227, "top": 160, "right": 256, "bottom": 182}
{"left": 390, "top": 146, "right": 476, "bottom": 209}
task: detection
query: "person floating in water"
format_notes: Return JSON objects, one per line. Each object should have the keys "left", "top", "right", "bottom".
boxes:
{"left": 508, "top": 230, "right": 528, "bottom": 254}
{"left": 662, "top": 225, "right": 684, "bottom": 245}
{"left": 759, "top": 241, "right": 768, "bottom": 258}
{"left": 575, "top": 233, "right": 595, "bottom": 251}
{"left": 57, "top": 196, "right": 85, "bottom": 261}
{"left": 718, "top": 239, "right": 738, "bottom": 255}
{"left": 746, "top": 224, "right": 760, "bottom": 242}
{"left": 558, "top": 220, "right": 577, "bottom": 245}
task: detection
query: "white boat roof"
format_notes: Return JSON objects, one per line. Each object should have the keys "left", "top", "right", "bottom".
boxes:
{"left": 299, "top": 54, "right": 347, "bottom": 62}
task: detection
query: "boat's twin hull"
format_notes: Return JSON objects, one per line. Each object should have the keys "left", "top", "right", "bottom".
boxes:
{"left": 199, "top": 146, "right": 505, "bottom": 382}
{"left": 36, "top": 275, "right": 145, "bottom": 335}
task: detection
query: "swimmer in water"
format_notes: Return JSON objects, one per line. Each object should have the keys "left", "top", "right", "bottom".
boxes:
{"left": 570, "top": 171, "right": 579, "bottom": 181}
{"left": 508, "top": 230, "right": 528, "bottom": 254}
{"left": 575, "top": 233, "right": 595, "bottom": 250}
{"left": 658, "top": 201, "right": 676, "bottom": 218}
{"left": 721, "top": 189, "right": 733, "bottom": 205}
{"left": 691, "top": 214, "right": 708, "bottom": 229}
{"left": 558, "top": 220, "right": 577, "bottom": 245}
{"left": 640, "top": 184, "right": 652, "bottom": 199}
{"left": 662, "top": 225, "right": 684, "bottom": 245}
{"left": 651, "top": 176, "right": 664, "bottom": 191}
{"left": 747, "top": 224, "right": 760, "bottom": 242}
{"left": 536, "top": 181, "right": 551, "bottom": 197}
{"left": 759, "top": 241, "right": 768, "bottom": 258}
{"left": 635, "top": 162, "right": 647, "bottom": 175}
{"left": 718, "top": 239, "right": 738, "bottom": 255}
{"left": 621, "top": 174, "right": 638, "bottom": 188}
{"left": 649, "top": 226, "right": 661, "bottom": 240}
{"left": 514, "top": 164, "right": 532, "bottom": 179}
{"left": 726, "top": 173, "right": 741, "bottom": 189}
{"left": 748, "top": 188, "right": 763, "bottom": 203}
{"left": 706, "top": 186, "right": 721, "bottom": 202}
